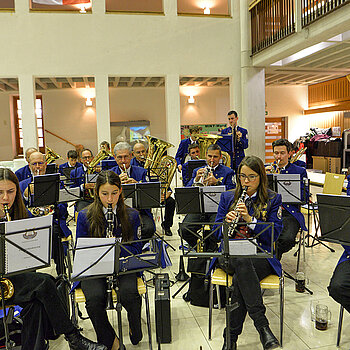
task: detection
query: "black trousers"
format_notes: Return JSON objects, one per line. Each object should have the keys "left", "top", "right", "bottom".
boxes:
{"left": 328, "top": 260, "right": 350, "bottom": 313}
{"left": 179, "top": 213, "right": 217, "bottom": 248}
{"left": 218, "top": 257, "right": 274, "bottom": 340}
{"left": 276, "top": 209, "right": 300, "bottom": 257}
{"left": 140, "top": 213, "right": 155, "bottom": 240}
{"left": 80, "top": 273, "right": 142, "bottom": 350}
{"left": 163, "top": 196, "right": 176, "bottom": 229}
{"left": 9, "top": 272, "right": 75, "bottom": 350}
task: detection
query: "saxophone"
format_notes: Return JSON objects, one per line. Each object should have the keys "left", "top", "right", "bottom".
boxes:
{"left": 105, "top": 204, "right": 115, "bottom": 310}
{"left": 0, "top": 205, "right": 14, "bottom": 300}
{"left": 227, "top": 186, "right": 248, "bottom": 238}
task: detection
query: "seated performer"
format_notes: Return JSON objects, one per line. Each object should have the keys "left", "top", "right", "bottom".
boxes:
{"left": 70, "top": 149, "right": 96, "bottom": 212}
{"left": 220, "top": 110, "right": 248, "bottom": 171}
{"left": 130, "top": 141, "right": 175, "bottom": 236}
{"left": 181, "top": 144, "right": 235, "bottom": 248}
{"left": 175, "top": 125, "right": 199, "bottom": 172}
{"left": 76, "top": 170, "right": 143, "bottom": 350}
{"left": 100, "top": 141, "right": 115, "bottom": 160}
{"left": 0, "top": 168, "right": 106, "bottom": 350}
{"left": 111, "top": 142, "right": 156, "bottom": 239}
{"left": 59, "top": 149, "right": 82, "bottom": 176}
{"left": 19, "top": 151, "right": 72, "bottom": 276}
{"left": 267, "top": 138, "right": 308, "bottom": 260}
{"left": 15, "top": 147, "right": 38, "bottom": 182}
{"left": 131, "top": 142, "right": 147, "bottom": 168}
{"left": 214, "top": 156, "right": 282, "bottom": 350}
{"left": 182, "top": 143, "right": 201, "bottom": 187}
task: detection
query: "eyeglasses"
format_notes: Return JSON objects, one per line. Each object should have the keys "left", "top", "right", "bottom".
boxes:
{"left": 82, "top": 156, "right": 92, "bottom": 160}
{"left": 30, "top": 162, "right": 44, "bottom": 166}
{"left": 238, "top": 174, "right": 259, "bottom": 181}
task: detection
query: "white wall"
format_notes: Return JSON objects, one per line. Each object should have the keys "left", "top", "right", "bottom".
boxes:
{"left": 0, "top": 93, "right": 13, "bottom": 159}
{"left": 265, "top": 85, "right": 308, "bottom": 142}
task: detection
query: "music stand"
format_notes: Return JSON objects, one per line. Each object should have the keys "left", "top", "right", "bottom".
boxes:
{"left": 72, "top": 236, "right": 160, "bottom": 350}
{"left": 187, "top": 160, "right": 206, "bottom": 183}
{"left": 317, "top": 194, "right": 350, "bottom": 245}
{"left": 30, "top": 174, "right": 60, "bottom": 207}
{"left": 101, "top": 160, "right": 118, "bottom": 170}
{"left": 121, "top": 183, "right": 137, "bottom": 208}
{"left": 0, "top": 215, "right": 52, "bottom": 349}
{"left": 46, "top": 163, "right": 58, "bottom": 174}
{"left": 174, "top": 187, "right": 201, "bottom": 214}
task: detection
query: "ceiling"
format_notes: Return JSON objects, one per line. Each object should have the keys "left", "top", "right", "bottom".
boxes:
{"left": 0, "top": 76, "right": 230, "bottom": 92}
{"left": 265, "top": 32, "right": 350, "bottom": 86}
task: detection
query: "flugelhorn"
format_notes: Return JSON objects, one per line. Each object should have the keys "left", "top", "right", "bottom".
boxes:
{"left": 1, "top": 204, "right": 14, "bottom": 300}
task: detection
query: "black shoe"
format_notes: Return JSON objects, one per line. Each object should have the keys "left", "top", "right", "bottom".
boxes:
{"left": 129, "top": 329, "right": 143, "bottom": 345}
{"left": 183, "top": 291, "right": 191, "bottom": 302}
{"left": 161, "top": 222, "right": 172, "bottom": 236}
{"left": 65, "top": 330, "right": 107, "bottom": 350}
{"left": 222, "top": 329, "right": 237, "bottom": 350}
{"left": 258, "top": 326, "right": 280, "bottom": 350}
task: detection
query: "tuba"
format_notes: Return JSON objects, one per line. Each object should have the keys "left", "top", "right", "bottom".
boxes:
{"left": 0, "top": 205, "right": 14, "bottom": 300}
{"left": 45, "top": 147, "right": 62, "bottom": 164}
{"left": 144, "top": 136, "right": 177, "bottom": 198}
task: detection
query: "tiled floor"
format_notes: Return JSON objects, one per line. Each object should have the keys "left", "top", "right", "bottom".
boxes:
{"left": 47, "top": 208, "right": 350, "bottom": 350}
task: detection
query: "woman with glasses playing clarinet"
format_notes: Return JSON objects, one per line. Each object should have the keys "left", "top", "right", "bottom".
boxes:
{"left": 214, "top": 156, "right": 282, "bottom": 350}
{"left": 0, "top": 168, "right": 106, "bottom": 350}
{"left": 76, "top": 170, "right": 143, "bottom": 350}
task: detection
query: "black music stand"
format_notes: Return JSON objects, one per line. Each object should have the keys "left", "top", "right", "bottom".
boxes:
{"left": 46, "top": 163, "right": 58, "bottom": 174}
{"left": 30, "top": 173, "right": 60, "bottom": 208}
{"left": 0, "top": 216, "right": 52, "bottom": 349}
{"left": 72, "top": 236, "right": 160, "bottom": 350}
{"left": 186, "top": 160, "right": 206, "bottom": 184}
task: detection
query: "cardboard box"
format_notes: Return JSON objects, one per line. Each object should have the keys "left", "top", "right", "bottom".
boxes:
{"left": 326, "top": 157, "right": 341, "bottom": 174}
{"left": 312, "top": 156, "right": 327, "bottom": 173}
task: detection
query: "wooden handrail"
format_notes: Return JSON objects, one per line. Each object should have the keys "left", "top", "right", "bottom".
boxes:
{"left": 249, "top": 0, "right": 263, "bottom": 11}
{"left": 44, "top": 129, "right": 84, "bottom": 152}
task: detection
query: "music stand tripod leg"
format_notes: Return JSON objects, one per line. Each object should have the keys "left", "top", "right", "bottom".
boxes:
{"left": 283, "top": 271, "right": 313, "bottom": 295}
{"left": 171, "top": 277, "right": 190, "bottom": 299}
{"left": 0, "top": 285, "right": 15, "bottom": 349}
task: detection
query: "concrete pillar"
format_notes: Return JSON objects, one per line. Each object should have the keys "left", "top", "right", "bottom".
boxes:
{"left": 95, "top": 74, "right": 111, "bottom": 147}
{"left": 18, "top": 75, "right": 38, "bottom": 152}
{"left": 92, "top": 0, "right": 105, "bottom": 14}
{"left": 14, "top": 0, "right": 28, "bottom": 14}
{"left": 163, "top": 0, "right": 177, "bottom": 17}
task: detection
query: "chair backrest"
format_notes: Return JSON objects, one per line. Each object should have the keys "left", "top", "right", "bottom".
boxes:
{"left": 323, "top": 172, "right": 345, "bottom": 195}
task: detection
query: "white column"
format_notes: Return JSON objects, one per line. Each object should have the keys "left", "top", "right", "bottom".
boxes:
{"left": 240, "top": 0, "right": 266, "bottom": 160}
{"left": 95, "top": 74, "right": 111, "bottom": 146}
{"left": 163, "top": 0, "right": 177, "bottom": 17}
{"left": 92, "top": 0, "right": 105, "bottom": 14}
{"left": 295, "top": 0, "right": 302, "bottom": 32}
{"left": 19, "top": 75, "right": 38, "bottom": 151}
{"left": 229, "top": 72, "right": 242, "bottom": 117}
{"left": 165, "top": 74, "right": 181, "bottom": 158}
{"left": 14, "top": 0, "right": 28, "bottom": 14}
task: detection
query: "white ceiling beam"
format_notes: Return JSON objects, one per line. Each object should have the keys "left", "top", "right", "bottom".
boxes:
{"left": 142, "top": 77, "right": 152, "bottom": 87}
{"left": 50, "top": 78, "right": 60, "bottom": 88}
{"left": 67, "top": 78, "right": 76, "bottom": 88}
{"left": 128, "top": 77, "right": 136, "bottom": 87}
{"left": 35, "top": 79, "right": 48, "bottom": 90}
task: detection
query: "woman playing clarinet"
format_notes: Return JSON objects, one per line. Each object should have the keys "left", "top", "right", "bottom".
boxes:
{"left": 76, "top": 170, "right": 143, "bottom": 350}
{"left": 214, "top": 156, "right": 282, "bottom": 350}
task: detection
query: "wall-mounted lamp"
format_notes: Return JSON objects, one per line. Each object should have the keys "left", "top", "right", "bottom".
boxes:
{"left": 188, "top": 95, "right": 195, "bottom": 104}
{"left": 85, "top": 97, "right": 93, "bottom": 107}
{"left": 203, "top": 6, "right": 211, "bottom": 14}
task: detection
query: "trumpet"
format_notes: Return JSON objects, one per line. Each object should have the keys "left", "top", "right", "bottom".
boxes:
{"left": 1, "top": 204, "right": 14, "bottom": 300}
{"left": 193, "top": 161, "right": 213, "bottom": 187}
{"left": 119, "top": 164, "right": 129, "bottom": 184}
{"left": 106, "top": 203, "right": 115, "bottom": 310}
{"left": 227, "top": 186, "right": 248, "bottom": 238}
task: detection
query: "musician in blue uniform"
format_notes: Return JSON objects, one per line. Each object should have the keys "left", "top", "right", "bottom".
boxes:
{"left": 214, "top": 155, "right": 282, "bottom": 350}
{"left": 58, "top": 149, "right": 82, "bottom": 176}
{"left": 15, "top": 147, "right": 38, "bottom": 182}
{"left": 180, "top": 144, "right": 235, "bottom": 248}
{"left": 0, "top": 168, "right": 106, "bottom": 350}
{"left": 19, "top": 151, "right": 72, "bottom": 276}
{"left": 182, "top": 143, "right": 201, "bottom": 187}
{"left": 131, "top": 142, "right": 147, "bottom": 168}
{"left": 76, "top": 170, "right": 143, "bottom": 350}
{"left": 111, "top": 142, "right": 156, "bottom": 239}
{"left": 175, "top": 125, "right": 199, "bottom": 172}
{"left": 220, "top": 110, "right": 248, "bottom": 171}
{"left": 267, "top": 139, "right": 308, "bottom": 260}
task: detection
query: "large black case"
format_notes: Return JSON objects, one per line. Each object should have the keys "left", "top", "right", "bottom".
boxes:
{"left": 154, "top": 273, "right": 171, "bottom": 343}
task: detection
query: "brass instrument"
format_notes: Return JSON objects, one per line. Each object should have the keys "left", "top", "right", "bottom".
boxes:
{"left": 0, "top": 205, "right": 14, "bottom": 300}
{"left": 144, "top": 136, "right": 177, "bottom": 198}
{"left": 270, "top": 160, "right": 281, "bottom": 174}
{"left": 228, "top": 187, "right": 248, "bottom": 238}
{"left": 290, "top": 147, "right": 307, "bottom": 163}
{"left": 45, "top": 147, "right": 62, "bottom": 164}
{"left": 106, "top": 203, "right": 115, "bottom": 310}
{"left": 119, "top": 164, "right": 129, "bottom": 183}
{"left": 193, "top": 162, "right": 213, "bottom": 187}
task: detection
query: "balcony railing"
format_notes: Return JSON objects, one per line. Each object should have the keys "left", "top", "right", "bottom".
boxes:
{"left": 301, "top": 0, "right": 350, "bottom": 27}
{"left": 250, "top": 0, "right": 295, "bottom": 55}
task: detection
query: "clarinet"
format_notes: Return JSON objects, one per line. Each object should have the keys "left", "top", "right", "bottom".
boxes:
{"left": 227, "top": 186, "right": 248, "bottom": 238}
{"left": 106, "top": 204, "right": 115, "bottom": 310}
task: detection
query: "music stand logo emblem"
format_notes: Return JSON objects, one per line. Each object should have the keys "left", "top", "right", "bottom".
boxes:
{"left": 23, "top": 230, "right": 38, "bottom": 239}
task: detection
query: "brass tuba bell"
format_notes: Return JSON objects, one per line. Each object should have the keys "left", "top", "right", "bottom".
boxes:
{"left": 45, "top": 147, "right": 62, "bottom": 164}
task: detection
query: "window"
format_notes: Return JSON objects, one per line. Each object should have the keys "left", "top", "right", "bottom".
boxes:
{"left": 13, "top": 96, "right": 45, "bottom": 156}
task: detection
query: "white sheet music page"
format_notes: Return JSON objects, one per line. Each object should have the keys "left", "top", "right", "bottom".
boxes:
{"left": 72, "top": 237, "right": 115, "bottom": 279}
{"left": 202, "top": 185, "right": 225, "bottom": 213}
{"left": 5, "top": 215, "right": 52, "bottom": 274}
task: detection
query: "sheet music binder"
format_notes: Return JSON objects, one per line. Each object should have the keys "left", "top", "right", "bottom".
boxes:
{"left": 32, "top": 173, "right": 60, "bottom": 207}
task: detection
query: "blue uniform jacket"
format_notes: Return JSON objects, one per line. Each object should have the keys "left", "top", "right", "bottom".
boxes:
{"left": 293, "top": 159, "right": 306, "bottom": 168}
{"left": 220, "top": 126, "right": 248, "bottom": 169}
{"left": 73, "top": 207, "right": 143, "bottom": 289}
{"left": 58, "top": 162, "right": 82, "bottom": 176}
{"left": 111, "top": 165, "right": 155, "bottom": 226}
{"left": 187, "top": 164, "right": 235, "bottom": 190}
{"left": 214, "top": 189, "right": 283, "bottom": 276}
{"left": 130, "top": 157, "right": 145, "bottom": 168}
{"left": 19, "top": 177, "right": 72, "bottom": 238}
{"left": 181, "top": 162, "right": 191, "bottom": 187}
{"left": 69, "top": 166, "right": 87, "bottom": 188}
{"left": 175, "top": 138, "right": 195, "bottom": 166}
{"left": 338, "top": 245, "right": 350, "bottom": 266}
{"left": 15, "top": 165, "right": 31, "bottom": 183}
{"left": 347, "top": 175, "right": 350, "bottom": 196}
{"left": 280, "top": 162, "right": 308, "bottom": 231}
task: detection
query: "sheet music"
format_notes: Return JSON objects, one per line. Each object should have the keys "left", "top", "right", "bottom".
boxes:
{"left": 202, "top": 186, "right": 225, "bottom": 213}
{"left": 86, "top": 174, "right": 98, "bottom": 183}
{"left": 59, "top": 186, "right": 80, "bottom": 202}
{"left": 72, "top": 237, "right": 116, "bottom": 279}
{"left": 5, "top": 215, "right": 52, "bottom": 274}
{"left": 229, "top": 239, "right": 257, "bottom": 255}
